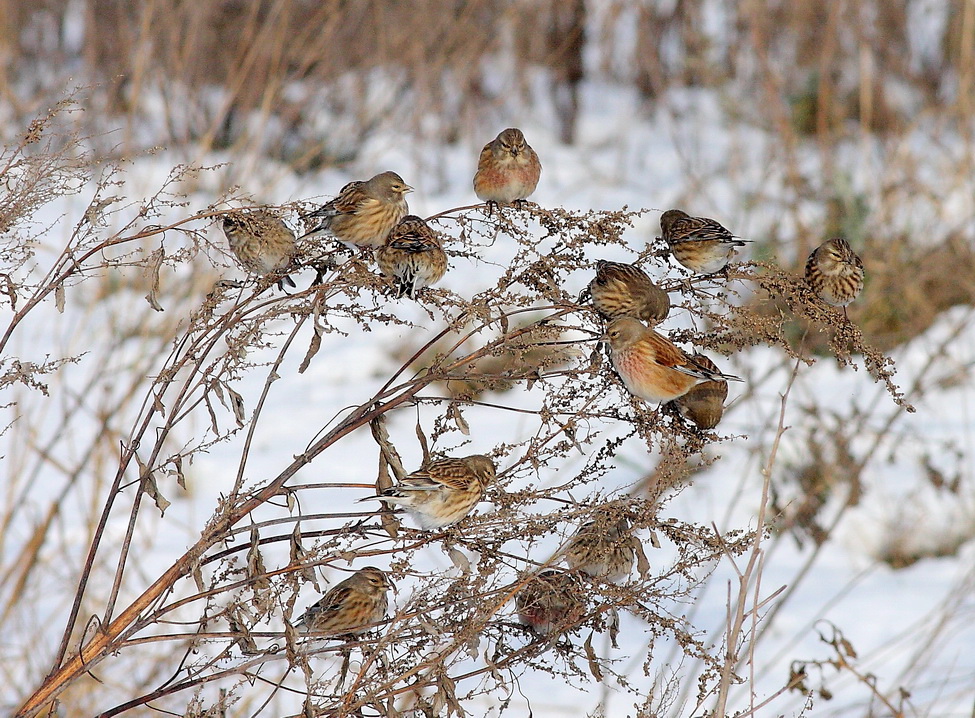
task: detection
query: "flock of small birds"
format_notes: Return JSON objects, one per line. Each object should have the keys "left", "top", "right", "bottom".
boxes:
{"left": 220, "top": 127, "right": 866, "bottom": 641}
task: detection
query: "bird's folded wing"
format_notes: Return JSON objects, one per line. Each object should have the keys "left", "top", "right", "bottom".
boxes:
{"left": 330, "top": 184, "right": 375, "bottom": 214}
{"left": 476, "top": 143, "right": 494, "bottom": 165}
{"left": 388, "top": 236, "right": 436, "bottom": 253}
{"left": 300, "top": 585, "right": 348, "bottom": 621}
{"left": 644, "top": 334, "right": 689, "bottom": 369}
{"left": 410, "top": 461, "right": 473, "bottom": 491}
{"left": 302, "top": 181, "right": 368, "bottom": 220}
{"left": 672, "top": 217, "right": 748, "bottom": 244}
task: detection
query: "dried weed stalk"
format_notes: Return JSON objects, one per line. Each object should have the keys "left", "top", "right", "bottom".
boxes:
{"left": 1, "top": 105, "right": 912, "bottom": 717}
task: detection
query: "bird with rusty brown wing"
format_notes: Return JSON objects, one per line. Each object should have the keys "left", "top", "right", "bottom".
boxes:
{"left": 604, "top": 317, "right": 741, "bottom": 404}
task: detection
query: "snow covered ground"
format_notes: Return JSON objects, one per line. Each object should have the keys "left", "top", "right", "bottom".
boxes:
{"left": 5, "top": 75, "right": 975, "bottom": 716}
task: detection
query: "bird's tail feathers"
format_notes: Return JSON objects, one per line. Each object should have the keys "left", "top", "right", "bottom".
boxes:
{"left": 358, "top": 484, "right": 435, "bottom": 505}
{"left": 300, "top": 205, "right": 338, "bottom": 221}
{"left": 297, "top": 225, "right": 330, "bottom": 241}
{"left": 674, "top": 363, "right": 742, "bottom": 383}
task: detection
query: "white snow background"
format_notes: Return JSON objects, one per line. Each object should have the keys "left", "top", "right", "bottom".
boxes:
{"left": 5, "top": 17, "right": 975, "bottom": 717}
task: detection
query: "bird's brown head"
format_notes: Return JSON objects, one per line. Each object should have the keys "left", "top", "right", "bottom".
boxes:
{"left": 388, "top": 214, "right": 428, "bottom": 237}
{"left": 463, "top": 455, "right": 498, "bottom": 486}
{"left": 820, "top": 237, "right": 854, "bottom": 261}
{"left": 368, "top": 171, "right": 413, "bottom": 200}
{"left": 536, "top": 568, "right": 566, "bottom": 583}
{"left": 659, "top": 209, "right": 689, "bottom": 235}
{"left": 222, "top": 212, "right": 246, "bottom": 232}
{"left": 585, "top": 503, "right": 633, "bottom": 534}
{"left": 496, "top": 128, "right": 528, "bottom": 157}
{"left": 603, "top": 316, "right": 647, "bottom": 350}
{"left": 356, "top": 566, "right": 393, "bottom": 592}
{"left": 593, "top": 259, "right": 623, "bottom": 283}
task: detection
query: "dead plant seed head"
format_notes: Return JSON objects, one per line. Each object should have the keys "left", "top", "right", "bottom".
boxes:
{"left": 1, "top": 97, "right": 919, "bottom": 718}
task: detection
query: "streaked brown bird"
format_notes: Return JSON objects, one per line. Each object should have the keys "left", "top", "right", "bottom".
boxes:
{"left": 473, "top": 128, "right": 542, "bottom": 204}
{"left": 360, "top": 455, "right": 497, "bottom": 530}
{"left": 516, "top": 569, "right": 586, "bottom": 637}
{"left": 804, "top": 237, "right": 864, "bottom": 317}
{"left": 295, "top": 566, "right": 391, "bottom": 637}
{"left": 564, "top": 510, "right": 636, "bottom": 584}
{"left": 222, "top": 209, "right": 297, "bottom": 289}
{"left": 588, "top": 259, "right": 670, "bottom": 325}
{"left": 300, "top": 171, "right": 412, "bottom": 249}
{"left": 672, "top": 353, "right": 729, "bottom": 430}
{"left": 604, "top": 317, "right": 740, "bottom": 404}
{"left": 376, "top": 215, "right": 448, "bottom": 299}
{"left": 660, "top": 208, "right": 748, "bottom": 275}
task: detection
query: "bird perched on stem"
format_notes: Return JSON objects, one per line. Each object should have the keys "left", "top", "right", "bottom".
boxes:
{"left": 587, "top": 259, "right": 670, "bottom": 325}
{"left": 300, "top": 171, "right": 412, "bottom": 249}
{"left": 221, "top": 209, "right": 297, "bottom": 289}
{"left": 671, "top": 353, "right": 729, "bottom": 430}
{"left": 604, "top": 317, "right": 740, "bottom": 403}
{"left": 473, "top": 128, "right": 541, "bottom": 205}
{"left": 294, "top": 566, "right": 391, "bottom": 637}
{"left": 515, "top": 569, "right": 586, "bottom": 637}
{"left": 564, "top": 510, "right": 637, "bottom": 583}
{"left": 360, "top": 455, "right": 497, "bottom": 530}
{"left": 660, "top": 208, "right": 748, "bottom": 275}
{"left": 376, "top": 215, "right": 448, "bottom": 299}
{"left": 804, "top": 237, "right": 864, "bottom": 318}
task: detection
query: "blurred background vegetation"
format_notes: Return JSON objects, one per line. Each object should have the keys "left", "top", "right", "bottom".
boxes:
{"left": 3, "top": 0, "right": 975, "bottom": 348}
{"left": 2, "top": 0, "right": 972, "bottom": 154}
{"left": 3, "top": 2, "right": 975, "bottom": 714}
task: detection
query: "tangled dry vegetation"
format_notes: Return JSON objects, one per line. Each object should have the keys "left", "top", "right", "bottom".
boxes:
{"left": 4, "top": 2, "right": 975, "bottom": 715}
{"left": 0, "top": 98, "right": 921, "bottom": 718}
